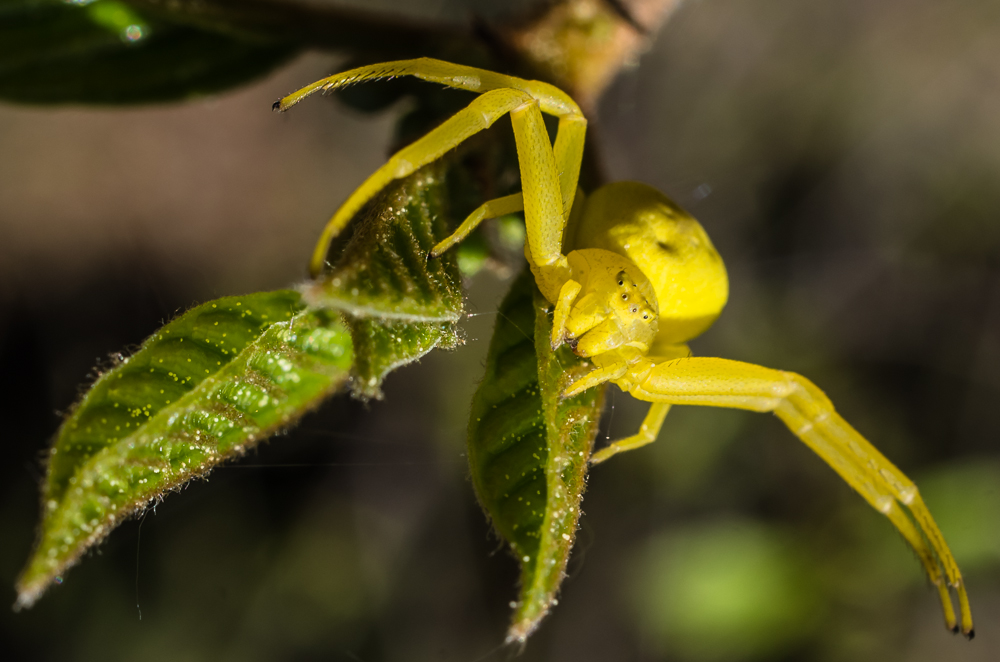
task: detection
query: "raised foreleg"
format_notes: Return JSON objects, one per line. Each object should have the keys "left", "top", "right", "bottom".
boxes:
{"left": 301, "top": 88, "right": 535, "bottom": 275}
{"left": 275, "top": 58, "right": 587, "bottom": 278}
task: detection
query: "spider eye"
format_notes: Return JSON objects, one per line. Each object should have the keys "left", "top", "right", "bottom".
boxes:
{"left": 631, "top": 307, "right": 638, "bottom": 313}
{"left": 643, "top": 314, "right": 648, "bottom": 319}
{"left": 617, "top": 280, "right": 624, "bottom": 286}
{"left": 621, "top": 294, "right": 628, "bottom": 300}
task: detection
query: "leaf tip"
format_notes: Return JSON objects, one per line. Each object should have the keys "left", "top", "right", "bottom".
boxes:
{"left": 13, "top": 578, "right": 44, "bottom": 613}
{"left": 505, "top": 615, "right": 543, "bottom": 649}
{"left": 503, "top": 628, "right": 528, "bottom": 648}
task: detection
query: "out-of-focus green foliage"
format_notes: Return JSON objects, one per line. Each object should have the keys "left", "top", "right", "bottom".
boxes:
{"left": 0, "top": 0, "right": 297, "bottom": 103}
{"left": 919, "top": 460, "right": 1000, "bottom": 572}
{"left": 630, "top": 520, "right": 821, "bottom": 661}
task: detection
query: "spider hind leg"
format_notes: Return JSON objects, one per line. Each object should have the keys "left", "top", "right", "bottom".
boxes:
{"left": 596, "top": 355, "right": 973, "bottom": 636}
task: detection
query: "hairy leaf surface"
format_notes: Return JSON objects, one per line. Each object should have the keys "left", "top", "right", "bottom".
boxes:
{"left": 16, "top": 292, "right": 353, "bottom": 608}
{"left": 467, "top": 270, "right": 605, "bottom": 642}
{"left": 18, "top": 158, "right": 470, "bottom": 605}
{"left": 302, "top": 164, "right": 463, "bottom": 323}
{"left": 303, "top": 163, "right": 465, "bottom": 399}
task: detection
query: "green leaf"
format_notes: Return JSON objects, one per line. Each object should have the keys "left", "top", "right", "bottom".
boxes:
{"left": 467, "top": 270, "right": 606, "bottom": 642}
{"left": 303, "top": 162, "right": 465, "bottom": 399}
{"left": 302, "top": 165, "right": 463, "bottom": 323}
{"left": 347, "top": 316, "right": 460, "bottom": 400}
{"left": 16, "top": 291, "right": 353, "bottom": 608}
{"left": 17, "top": 156, "right": 471, "bottom": 606}
{"left": 0, "top": 0, "right": 296, "bottom": 104}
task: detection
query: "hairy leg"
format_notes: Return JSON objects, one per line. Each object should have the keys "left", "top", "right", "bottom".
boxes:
{"left": 581, "top": 356, "right": 973, "bottom": 636}
{"left": 304, "top": 88, "right": 533, "bottom": 275}
{"left": 276, "top": 57, "right": 581, "bottom": 118}
{"left": 510, "top": 99, "right": 574, "bottom": 300}
{"left": 552, "top": 115, "right": 587, "bottom": 223}
{"left": 276, "top": 58, "right": 587, "bottom": 277}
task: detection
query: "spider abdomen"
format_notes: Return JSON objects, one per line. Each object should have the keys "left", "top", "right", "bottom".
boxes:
{"left": 571, "top": 181, "right": 729, "bottom": 345}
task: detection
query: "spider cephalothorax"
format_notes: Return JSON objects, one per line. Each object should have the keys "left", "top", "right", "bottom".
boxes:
{"left": 556, "top": 249, "right": 659, "bottom": 358}
{"left": 277, "top": 57, "right": 974, "bottom": 638}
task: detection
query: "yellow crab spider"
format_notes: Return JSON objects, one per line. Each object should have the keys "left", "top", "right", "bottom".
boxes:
{"left": 276, "top": 58, "right": 974, "bottom": 638}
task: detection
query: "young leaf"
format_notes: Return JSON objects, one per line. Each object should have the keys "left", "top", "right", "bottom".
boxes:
{"left": 16, "top": 292, "right": 353, "bottom": 608}
{"left": 466, "top": 270, "right": 606, "bottom": 643}
{"left": 347, "top": 317, "right": 459, "bottom": 400}
{"left": 302, "top": 165, "right": 463, "bottom": 324}
{"left": 0, "top": 0, "right": 296, "bottom": 104}
{"left": 303, "top": 163, "right": 465, "bottom": 399}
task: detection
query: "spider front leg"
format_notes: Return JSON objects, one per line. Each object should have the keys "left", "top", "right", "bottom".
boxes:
{"left": 275, "top": 58, "right": 587, "bottom": 280}
{"left": 572, "top": 356, "right": 974, "bottom": 637}
{"left": 435, "top": 95, "right": 586, "bottom": 302}
{"left": 302, "top": 87, "right": 539, "bottom": 276}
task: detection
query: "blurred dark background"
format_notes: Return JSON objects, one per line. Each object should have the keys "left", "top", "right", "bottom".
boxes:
{"left": 2, "top": 0, "right": 999, "bottom": 660}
